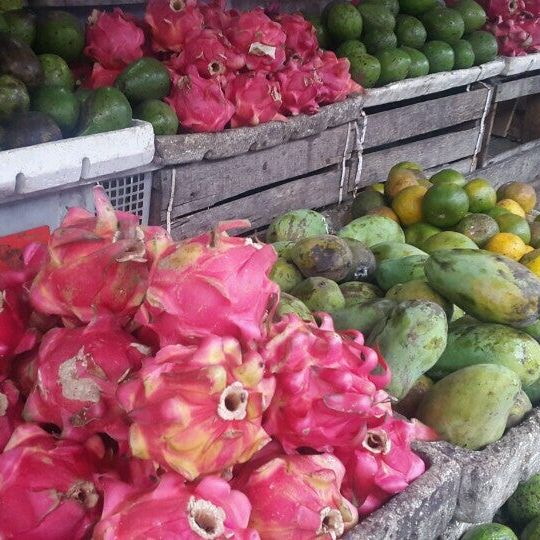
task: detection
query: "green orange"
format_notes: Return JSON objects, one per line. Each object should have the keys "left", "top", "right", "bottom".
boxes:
{"left": 422, "top": 183, "right": 470, "bottom": 228}
{"left": 464, "top": 177, "right": 496, "bottom": 213}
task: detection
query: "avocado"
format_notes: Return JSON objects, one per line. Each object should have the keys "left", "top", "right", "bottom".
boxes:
{"left": 363, "top": 29, "right": 398, "bottom": 54}
{"left": 376, "top": 48, "right": 411, "bottom": 85}
{"left": 134, "top": 99, "right": 178, "bottom": 135}
{"left": 3, "top": 9, "right": 35, "bottom": 46}
{"left": 115, "top": 57, "right": 171, "bottom": 104}
{"left": 34, "top": 11, "right": 84, "bottom": 63}
{"left": 31, "top": 86, "right": 80, "bottom": 136}
{"left": 401, "top": 46, "right": 430, "bottom": 77}
{"left": 395, "top": 14, "right": 427, "bottom": 48}
{"left": 452, "top": 39, "right": 475, "bottom": 69}
{"left": 466, "top": 30, "right": 498, "bottom": 65}
{"left": 0, "top": 74, "right": 29, "bottom": 122}
{"left": 4, "top": 111, "right": 62, "bottom": 149}
{"left": 343, "top": 51, "right": 381, "bottom": 88}
{"left": 0, "top": 34, "right": 43, "bottom": 88}
{"left": 75, "top": 87, "right": 93, "bottom": 106}
{"left": 357, "top": 3, "right": 396, "bottom": 31}
{"left": 38, "top": 53, "right": 74, "bottom": 90}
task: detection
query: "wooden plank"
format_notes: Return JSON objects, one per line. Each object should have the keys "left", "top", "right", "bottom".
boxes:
{"left": 169, "top": 166, "right": 346, "bottom": 240}
{"left": 364, "top": 88, "right": 489, "bottom": 149}
{"left": 161, "top": 123, "right": 354, "bottom": 219}
{"left": 496, "top": 74, "right": 540, "bottom": 102}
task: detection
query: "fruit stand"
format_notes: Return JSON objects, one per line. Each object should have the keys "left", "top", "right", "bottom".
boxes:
{"left": 5, "top": 0, "right": 540, "bottom": 539}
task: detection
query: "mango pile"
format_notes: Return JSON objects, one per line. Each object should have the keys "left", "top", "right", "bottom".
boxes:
{"left": 310, "top": 0, "right": 498, "bottom": 87}
{"left": 267, "top": 163, "right": 540, "bottom": 451}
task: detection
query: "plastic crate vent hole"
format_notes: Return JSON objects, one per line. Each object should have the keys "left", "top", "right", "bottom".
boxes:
{"left": 99, "top": 173, "right": 151, "bottom": 225}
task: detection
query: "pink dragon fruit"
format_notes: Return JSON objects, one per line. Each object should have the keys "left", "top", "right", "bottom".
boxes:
{"left": 525, "top": 0, "right": 540, "bottom": 15}
{"left": 171, "top": 29, "right": 245, "bottom": 79}
{"left": 276, "top": 60, "right": 321, "bottom": 116}
{"left": 117, "top": 336, "right": 274, "bottom": 480}
{"left": 85, "top": 63, "right": 122, "bottom": 88}
{"left": 477, "top": 0, "right": 525, "bottom": 18}
{"left": 165, "top": 65, "right": 235, "bottom": 132}
{"left": 225, "top": 72, "right": 285, "bottom": 127}
{"left": 227, "top": 8, "right": 287, "bottom": 72}
{"left": 135, "top": 219, "right": 278, "bottom": 346}
{"left": 94, "top": 473, "right": 259, "bottom": 539}
{"left": 275, "top": 13, "right": 319, "bottom": 62}
{"left": 0, "top": 379, "right": 22, "bottom": 451}
{"left": 314, "top": 50, "right": 363, "bottom": 105}
{"left": 200, "top": 0, "right": 237, "bottom": 31}
{"left": 145, "top": 0, "right": 204, "bottom": 53}
{"left": 334, "top": 416, "right": 433, "bottom": 516}
{"left": 261, "top": 313, "right": 391, "bottom": 453}
{"left": 485, "top": 13, "right": 540, "bottom": 55}
{"left": 23, "top": 317, "right": 148, "bottom": 445}
{"left": 234, "top": 453, "right": 358, "bottom": 540}
{"left": 84, "top": 8, "right": 145, "bottom": 69}
{"left": 29, "top": 186, "right": 150, "bottom": 324}
{"left": 10, "top": 349, "right": 38, "bottom": 397}
{"left": 0, "top": 424, "right": 103, "bottom": 539}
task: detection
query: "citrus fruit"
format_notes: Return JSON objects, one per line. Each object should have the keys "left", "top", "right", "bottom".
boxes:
{"left": 422, "top": 40, "right": 455, "bottom": 72}
{"left": 357, "top": 3, "right": 396, "bottom": 31}
{"left": 497, "top": 181, "right": 537, "bottom": 213}
{"left": 497, "top": 199, "right": 526, "bottom": 218}
{"left": 366, "top": 206, "right": 401, "bottom": 222}
{"left": 522, "top": 245, "right": 535, "bottom": 257}
{"left": 422, "top": 184, "right": 470, "bottom": 228}
{"left": 487, "top": 206, "right": 511, "bottom": 219}
{"left": 466, "top": 30, "right": 498, "bottom": 65}
{"left": 395, "top": 14, "right": 427, "bottom": 48}
{"left": 347, "top": 52, "right": 381, "bottom": 87}
{"left": 401, "top": 46, "right": 430, "bottom": 77}
{"left": 454, "top": 213, "right": 499, "bottom": 246}
{"left": 464, "top": 178, "right": 496, "bottom": 212}
{"left": 352, "top": 190, "right": 386, "bottom": 218}
{"left": 460, "top": 523, "right": 517, "bottom": 540}
{"left": 530, "top": 222, "right": 540, "bottom": 247}
{"left": 495, "top": 212, "right": 531, "bottom": 244}
{"left": 485, "top": 232, "right": 527, "bottom": 260}
{"left": 390, "top": 161, "right": 423, "bottom": 173}
{"left": 336, "top": 39, "right": 367, "bottom": 57}
{"left": 520, "top": 248, "right": 540, "bottom": 275}
{"left": 507, "top": 473, "right": 540, "bottom": 527}
{"left": 364, "top": 29, "right": 398, "bottom": 53}
{"left": 370, "top": 182, "right": 385, "bottom": 194}
{"left": 399, "top": 0, "right": 438, "bottom": 16}
{"left": 392, "top": 185, "right": 428, "bottom": 225}
{"left": 422, "top": 6, "right": 465, "bottom": 44}
{"left": 405, "top": 222, "right": 441, "bottom": 248}
{"left": 452, "top": 39, "right": 475, "bottom": 69}
{"left": 423, "top": 230, "right": 478, "bottom": 253}
{"left": 452, "top": 0, "right": 487, "bottom": 33}
{"left": 326, "top": 2, "right": 364, "bottom": 42}
{"left": 385, "top": 165, "right": 423, "bottom": 198}
{"left": 375, "top": 48, "right": 411, "bottom": 84}
{"left": 430, "top": 168, "right": 466, "bottom": 186}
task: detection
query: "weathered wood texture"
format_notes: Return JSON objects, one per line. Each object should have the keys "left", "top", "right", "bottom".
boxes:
{"left": 495, "top": 72, "right": 540, "bottom": 102}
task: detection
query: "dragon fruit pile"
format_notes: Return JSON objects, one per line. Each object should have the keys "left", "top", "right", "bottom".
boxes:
{"left": 479, "top": 0, "right": 540, "bottom": 55}
{"left": 81, "top": 0, "right": 361, "bottom": 133}
{"left": 0, "top": 187, "right": 434, "bottom": 539}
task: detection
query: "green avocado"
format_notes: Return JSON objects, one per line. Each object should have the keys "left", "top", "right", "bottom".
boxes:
{"left": 0, "top": 74, "right": 29, "bottom": 122}
{"left": 115, "top": 57, "right": 171, "bottom": 104}
{"left": 31, "top": 86, "right": 80, "bottom": 136}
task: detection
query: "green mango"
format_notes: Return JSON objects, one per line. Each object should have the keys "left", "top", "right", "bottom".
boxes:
{"left": 506, "top": 390, "right": 532, "bottom": 428}
{"left": 115, "top": 57, "right": 170, "bottom": 104}
{"left": 425, "top": 249, "right": 540, "bottom": 327}
{"left": 375, "top": 254, "right": 428, "bottom": 291}
{"left": 292, "top": 235, "right": 353, "bottom": 282}
{"left": 340, "top": 281, "right": 383, "bottom": 307}
{"left": 524, "top": 319, "right": 540, "bottom": 341}
{"left": 431, "top": 321, "right": 540, "bottom": 386}
{"left": 338, "top": 215, "right": 405, "bottom": 247}
{"left": 367, "top": 300, "right": 448, "bottom": 399}
{"left": 269, "top": 258, "right": 303, "bottom": 293}
{"left": 272, "top": 241, "right": 295, "bottom": 262}
{"left": 275, "top": 293, "right": 314, "bottom": 322}
{"left": 267, "top": 210, "right": 328, "bottom": 243}
{"left": 291, "top": 277, "right": 345, "bottom": 312}
{"left": 371, "top": 241, "right": 427, "bottom": 263}
{"left": 344, "top": 239, "right": 377, "bottom": 282}
{"left": 524, "top": 376, "right": 540, "bottom": 404}
{"left": 331, "top": 298, "right": 395, "bottom": 335}
{"left": 417, "top": 364, "right": 521, "bottom": 449}
{"left": 386, "top": 279, "right": 453, "bottom": 318}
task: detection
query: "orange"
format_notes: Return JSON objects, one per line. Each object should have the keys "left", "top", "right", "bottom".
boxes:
{"left": 521, "top": 245, "right": 535, "bottom": 257}
{"left": 497, "top": 181, "right": 537, "bottom": 213}
{"left": 429, "top": 168, "right": 467, "bottom": 187}
{"left": 521, "top": 248, "right": 540, "bottom": 276}
{"left": 485, "top": 232, "right": 527, "bottom": 261}
{"left": 404, "top": 222, "right": 441, "bottom": 249}
{"left": 370, "top": 182, "right": 385, "bottom": 195}
{"left": 422, "top": 183, "right": 470, "bottom": 228}
{"left": 497, "top": 199, "right": 526, "bottom": 218}
{"left": 384, "top": 169, "right": 421, "bottom": 199}
{"left": 391, "top": 185, "right": 428, "bottom": 226}
{"left": 366, "top": 206, "right": 401, "bottom": 223}
{"left": 464, "top": 178, "right": 497, "bottom": 213}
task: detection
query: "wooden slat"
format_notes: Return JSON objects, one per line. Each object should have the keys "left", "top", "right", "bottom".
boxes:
{"left": 169, "top": 166, "right": 346, "bottom": 240}
{"left": 161, "top": 123, "right": 354, "bottom": 220}
{"left": 364, "top": 88, "right": 489, "bottom": 149}
{"left": 496, "top": 74, "right": 540, "bottom": 102}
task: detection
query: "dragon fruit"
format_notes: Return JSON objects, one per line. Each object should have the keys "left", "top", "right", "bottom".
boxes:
{"left": 135, "top": 219, "right": 278, "bottom": 346}
{"left": 235, "top": 453, "right": 358, "bottom": 540}
{"left": 477, "top": 0, "right": 525, "bottom": 18}
{"left": 171, "top": 29, "right": 245, "bottom": 79}
{"left": 165, "top": 65, "right": 235, "bottom": 132}
{"left": 145, "top": 0, "right": 204, "bottom": 52}
{"left": 485, "top": 13, "right": 540, "bottom": 55}
{"left": 261, "top": 313, "right": 391, "bottom": 453}
{"left": 334, "top": 416, "right": 432, "bottom": 516}
{"left": 118, "top": 336, "right": 274, "bottom": 480}
{"left": 85, "top": 63, "right": 122, "bottom": 88}
{"left": 0, "top": 379, "right": 22, "bottom": 451}
{"left": 200, "top": 0, "right": 236, "bottom": 31}
{"left": 525, "top": 0, "right": 540, "bottom": 15}
{"left": 10, "top": 349, "right": 38, "bottom": 397}
{"left": 275, "top": 13, "right": 319, "bottom": 62}
{"left": 0, "top": 424, "right": 103, "bottom": 539}
{"left": 29, "top": 186, "right": 150, "bottom": 325}
{"left": 276, "top": 60, "right": 321, "bottom": 116}
{"left": 225, "top": 72, "right": 285, "bottom": 127}
{"left": 94, "top": 473, "right": 259, "bottom": 539}
{"left": 84, "top": 8, "right": 145, "bottom": 69}
{"left": 227, "top": 8, "right": 287, "bottom": 72}
{"left": 23, "top": 317, "right": 148, "bottom": 445}
{"left": 314, "top": 50, "right": 363, "bottom": 105}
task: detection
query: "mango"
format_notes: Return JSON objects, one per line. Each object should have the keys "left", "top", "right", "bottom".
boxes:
{"left": 344, "top": 239, "right": 377, "bottom": 282}
{"left": 367, "top": 300, "right": 448, "bottom": 399}
{"left": 291, "top": 277, "right": 345, "bottom": 312}
{"left": 431, "top": 321, "right": 540, "bottom": 386}
{"left": 422, "top": 231, "right": 479, "bottom": 254}
{"left": 425, "top": 249, "right": 540, "bottom": 327}
{"left": 371, "top": 241, "right": 427, "bottom": 262}
{"left": 292, "top": 235, "right": 353, "bottom": 281}
{"left": 332, "top": 298, "right": 395, "bottom": 335}
{"left": 524, "top": 376, "right": 540, "bottom": 404}
{"left": 375, "top": 254, "right": 428, "bottom": 291}
{"left": 386, "top": 279, "right": 453, "bottom": 319}
{"left": 272, "top": 241, "right": 295, "bottom": 262}
{"left": 506, "top": 390, "right": 532, "bottom": 428}
{"left": 339, "top": 281, "right": 383, "bottom": 306}
{"left": 417, "top": 364, "right": 521, "bottom": 449}
{"left": 275, "top": 292, "right": 314, "bottom": 322}
{"left": 523, "top": 318, "right": 540, "bottom": 341}
{"left": 267, "top": 210, "right": 328, "bottom": 242}
{"left": 394, "top": 375, "right": 434, "bottom": 418}
{"left": 338, "top": 215, "right": 405, "bottom": 247}
{"left": 269, "top": 258, "right": 303, "bottom": 293}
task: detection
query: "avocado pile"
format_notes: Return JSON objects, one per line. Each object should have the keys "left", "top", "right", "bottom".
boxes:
{"left": 0, "top": 7, "right": 176, "bottom": 150}
{"left": 311, "top": 0, "right": 498, "bottom": 87}
{"left": 266, "top": 165, "right": 540, "bottom": 451}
